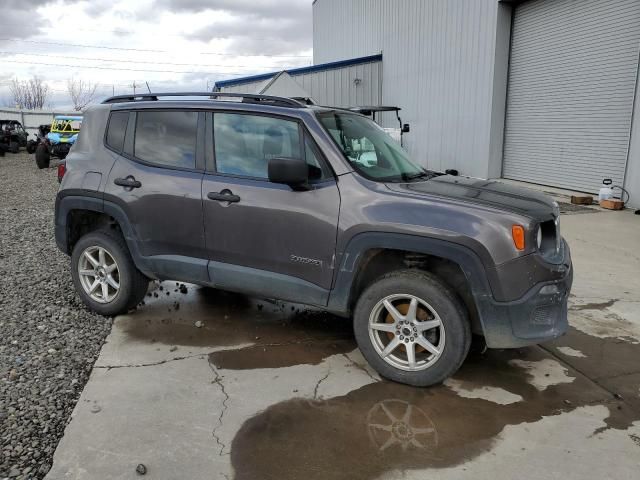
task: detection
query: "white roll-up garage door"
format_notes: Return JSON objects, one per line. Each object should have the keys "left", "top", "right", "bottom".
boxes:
{"left": 502, "top": 0, "right": 640, "bottom": 193}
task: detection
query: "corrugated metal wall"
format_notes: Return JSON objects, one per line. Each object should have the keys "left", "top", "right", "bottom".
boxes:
{"left": 218, "top": 61, "right": 383, "bottom": 108}
{"left": 217, "top": 79, "right": 271, "bottom": 95}
{"left": 313, "top": 0, "right": 503, "bottom": 177}
{"left": 502, "top": 0, "right": 640, "bottom": 193}
{"left": 295, "top": 62, "right": 382, "bottom": 107}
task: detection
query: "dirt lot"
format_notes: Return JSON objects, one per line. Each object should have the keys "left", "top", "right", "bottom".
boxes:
{"left": 0, "top": 153, "right": 111, "bottom": 479}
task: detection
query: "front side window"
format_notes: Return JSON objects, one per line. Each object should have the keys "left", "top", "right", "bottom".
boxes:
{"left": 214, "top": 113, "right": 300, "bottom": 179}
{"left": 134, "top": 111, "right": 197, "bottom": 169}
{"left": 317, "top": 112, "right": 428, "bottom": 182}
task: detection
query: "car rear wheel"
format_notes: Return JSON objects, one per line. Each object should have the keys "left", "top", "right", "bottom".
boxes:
{"left": 71, "top": 229, "right": 149, "bottom": 316}
{"left": 35, "top": 144, "right": 50, "bottom": 169}
{"left": 353, "top": 269, "right": 471, "bottom": 387}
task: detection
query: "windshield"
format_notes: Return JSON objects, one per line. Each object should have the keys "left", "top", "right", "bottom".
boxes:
{"left": 317, "top": 111, "right": 430, "bottom": 182}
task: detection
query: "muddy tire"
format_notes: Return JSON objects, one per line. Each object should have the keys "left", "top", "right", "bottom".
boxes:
{"left": 71, "top": 229, "right": 149, "bottom": 316}
{"left": 35, "top": 144, "right": 50, "bottom": 169}
{"left": 26, "top": 140, "right": 37, "bottom": 154}
{"left": 353, "top": 269, "right": 471, "bottom": 387}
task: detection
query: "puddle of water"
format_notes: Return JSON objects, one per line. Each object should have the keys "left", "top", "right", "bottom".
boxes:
{"left": 230, "top": 332, "right": 640, "bottom": 480}
{"left": 122, "top": 283, "right": 355, "bottom": 364}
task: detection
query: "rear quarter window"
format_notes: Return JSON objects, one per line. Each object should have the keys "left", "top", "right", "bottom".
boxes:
{"left": 105, "top": 112, "right": 129, "bottom": 152}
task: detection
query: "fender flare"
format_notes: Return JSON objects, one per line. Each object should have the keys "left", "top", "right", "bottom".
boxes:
{"left": 55, "top": 193, "right": 155, "bottom": 278}
{"left": 326, "top": 232, "right": 495, "bottom": 315}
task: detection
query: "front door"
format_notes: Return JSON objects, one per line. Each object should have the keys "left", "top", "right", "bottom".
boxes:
{"left": 202, "top": 111, "right": 340, "bottom": 306}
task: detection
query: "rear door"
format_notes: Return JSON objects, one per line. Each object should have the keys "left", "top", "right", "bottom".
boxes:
{"left": 104, "top": 109, "right": 208, "bottom": 282}
{"left": 202, "top": 111, "right": 340, "bottom": 305}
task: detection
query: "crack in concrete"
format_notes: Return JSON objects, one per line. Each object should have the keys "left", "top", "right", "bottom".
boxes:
{"left": 342, "top": 353, "right": 379, "bottom": 383}
{"left": 94, "top": 353, "right": 207, "bottom": 370}
{"left": 313, "top": 368, "right": 331, "bottom": 400}
{"left": 208, "top": 361, "right": 231, "bottom": 457}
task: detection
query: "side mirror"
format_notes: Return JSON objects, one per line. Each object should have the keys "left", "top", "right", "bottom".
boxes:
{"left": 402, "top": 123, "right": 410, "bottom": 133}
{"left": 268, "top": 157, "right": 308, "bottom": 189}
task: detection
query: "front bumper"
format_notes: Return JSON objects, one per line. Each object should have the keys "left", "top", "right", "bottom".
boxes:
{"left": 478, "top": 240, "right": 573, "bottom": 348}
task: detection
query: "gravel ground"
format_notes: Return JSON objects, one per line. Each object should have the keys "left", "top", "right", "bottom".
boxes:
{"left": 0, "top": 153, "right": 112, "bottom": 479}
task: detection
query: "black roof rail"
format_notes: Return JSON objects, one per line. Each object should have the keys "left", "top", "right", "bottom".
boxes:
{"left": 101, "top": 92, "right": 305, "bottom": 108}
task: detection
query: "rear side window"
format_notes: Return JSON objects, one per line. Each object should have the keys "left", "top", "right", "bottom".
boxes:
{"left": 106, "top": 112, "right": 129, "bottom": 152}
{"left": 134, "top": 111, "right": 198, "bottom": 169}
{"left": 214, "top": 113, "right": 301, "bottom": 179}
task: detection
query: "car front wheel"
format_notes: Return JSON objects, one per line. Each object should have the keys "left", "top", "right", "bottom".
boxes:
{"left": 353, "top": 269, "right": 471, "bottom": 387}
{"left": 71, "top": 229, "right": 149, "bottom": 316}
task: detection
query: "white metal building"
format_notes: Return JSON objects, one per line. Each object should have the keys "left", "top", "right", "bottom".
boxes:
{"left": 215, "top": 55, "right": 383, "bottom": 108}
{"left": 221, "top": 0, "right": 640, "bottom": 207}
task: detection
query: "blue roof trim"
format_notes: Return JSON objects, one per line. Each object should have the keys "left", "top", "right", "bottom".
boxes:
{"left": 214, "top": 54, "right": 382, "bottom": 89}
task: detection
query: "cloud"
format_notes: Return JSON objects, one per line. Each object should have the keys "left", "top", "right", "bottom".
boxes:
{"left": 83, "top": 0, "right": 117, "bottom": 17}
{"left": 152, "top": 0, "right": 312, "bottom": 55}
{"left": 0, "top": 0, "right": 53, "bottom": 39}
{"left": 186, "top": 17, "right": 311, "bottom": 56}
{"left": 154, "top": 0, "right": 308, "bottom": 19}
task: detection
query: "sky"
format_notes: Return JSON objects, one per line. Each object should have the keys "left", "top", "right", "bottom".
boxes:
{"left": 0, "top": 0, "right": 314, "bottom": 109}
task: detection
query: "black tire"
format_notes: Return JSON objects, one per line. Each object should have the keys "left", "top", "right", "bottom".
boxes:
{"left": 26, "top": 140, "right": 37, "bottom": 154}
{"left": 35, "top": 144, "right": 50, "bottom": 169}
{"left": 9, "top": 142, "right": 19, "bottom": 154}
{"left": 71, "top": 229, "right": 149, "bottom": 316}
{"left": 353, "top": 269, "right": 471, "bottom": 387}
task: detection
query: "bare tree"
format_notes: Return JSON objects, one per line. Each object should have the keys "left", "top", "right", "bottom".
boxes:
{"left": 9, "top": 77, "right": 50, "bottom": 110}
{"left": 67, "top": 78, "right": 98, "bottom": 111}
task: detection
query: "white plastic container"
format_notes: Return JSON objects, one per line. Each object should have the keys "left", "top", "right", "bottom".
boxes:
{"left": 599, "top": 179, "right": 613, "bottom": 203}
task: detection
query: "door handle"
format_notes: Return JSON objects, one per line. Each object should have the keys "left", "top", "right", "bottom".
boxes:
{"left": 208, "top": 190, "right": 240, "bottom": 203}
{"left": 114, "top": 176, "right": 142, "bottom": 188}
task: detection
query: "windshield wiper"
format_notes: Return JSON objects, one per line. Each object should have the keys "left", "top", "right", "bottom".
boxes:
{"left": 401, "top": 171, "right": 435, "bottom": 182}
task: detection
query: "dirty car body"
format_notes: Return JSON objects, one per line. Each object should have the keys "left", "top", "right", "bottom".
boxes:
{"left": 54, "top": 93, "right": 572, "bottom": 386}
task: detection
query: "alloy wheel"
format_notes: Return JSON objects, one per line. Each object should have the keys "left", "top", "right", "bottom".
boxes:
{"left": 77, "top": 246, "right": 120, "bottom": 303}
{"left": 368, "top": 294, "right": 445, "bottom": 372}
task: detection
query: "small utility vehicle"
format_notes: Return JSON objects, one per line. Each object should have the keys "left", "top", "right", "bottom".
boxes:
{"left": 0, "top": 120, "right": 28, "bottom": 154}
{"left": 26, "top": 124, "right": 51, "bottom": 154}
{"left": 36, "top": 115, "right": 82, "bottom": 169}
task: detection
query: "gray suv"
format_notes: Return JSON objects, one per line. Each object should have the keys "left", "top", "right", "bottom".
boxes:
{"left": 55, "top": 92, "right": 572, "bottom": 386}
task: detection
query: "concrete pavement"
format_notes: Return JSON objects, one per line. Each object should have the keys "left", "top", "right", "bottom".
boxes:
{"left": 46, "top": 207, "right": 640, "bottom": 480}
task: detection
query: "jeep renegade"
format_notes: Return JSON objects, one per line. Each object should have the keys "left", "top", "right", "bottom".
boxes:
{"left": 55, "top": 92, "right": 573, "bottom": 386}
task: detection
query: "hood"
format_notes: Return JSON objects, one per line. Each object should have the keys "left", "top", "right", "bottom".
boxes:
{"left": 385, "top": 175, "right": 558, "bottom": 220}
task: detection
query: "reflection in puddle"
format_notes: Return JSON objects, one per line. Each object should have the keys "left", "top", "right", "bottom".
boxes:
{"left": 230, "top": 331, "right": 640, "bottom": 480}
{"left": 367, "top": 400, "right": 438, "bottom": 452}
